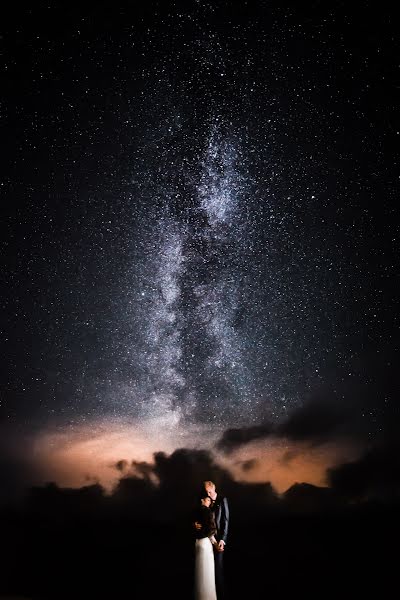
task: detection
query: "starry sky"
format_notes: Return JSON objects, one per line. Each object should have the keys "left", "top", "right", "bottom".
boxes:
{"left": 1, "top": 2, "right": 398, "bottom": 495}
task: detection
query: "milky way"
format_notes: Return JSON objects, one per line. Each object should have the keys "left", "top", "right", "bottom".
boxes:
{"left": 2, "top": 2, "right": 397, "bottom": 442}
{"left": 128, "top": 127, "right": 256, "bottom": 425}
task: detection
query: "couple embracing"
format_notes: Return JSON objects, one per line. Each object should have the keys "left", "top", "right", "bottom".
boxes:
{"left": 193, "top": 480, "right": 229, "bottom": 600}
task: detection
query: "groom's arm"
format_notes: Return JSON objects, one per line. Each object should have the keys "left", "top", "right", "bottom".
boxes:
{"left": 219, "top": 497, "right": 229, "bottom": 544}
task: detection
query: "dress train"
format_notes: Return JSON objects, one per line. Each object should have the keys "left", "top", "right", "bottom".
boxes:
{"left": 194, "top": 537, "right": 217, "bottom": 600}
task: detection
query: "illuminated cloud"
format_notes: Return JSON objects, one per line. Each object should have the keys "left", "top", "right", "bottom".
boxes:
{"left": 7, "top": 416, "right": 361, "bottom": 496}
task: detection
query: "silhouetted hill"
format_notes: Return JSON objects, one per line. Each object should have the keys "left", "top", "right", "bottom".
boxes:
{"left": 282, "top": 482, "right": 340, "bottom": 513}
{"left": 1, "top": 499, "right": 397, "bottom": 599}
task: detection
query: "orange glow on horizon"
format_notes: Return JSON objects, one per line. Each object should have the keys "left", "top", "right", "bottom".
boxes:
{"left": 27, "top": 415, "right": 363, "bottom": 495}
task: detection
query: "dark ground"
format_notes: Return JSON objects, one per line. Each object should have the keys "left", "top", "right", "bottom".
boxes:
{"left": 1, "top": 505, "right": 397, "bottom": 599}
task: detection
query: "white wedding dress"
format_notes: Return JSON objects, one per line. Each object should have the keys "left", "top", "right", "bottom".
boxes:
{"left": 194, "top": 537, "right": 217, "bottom": 600}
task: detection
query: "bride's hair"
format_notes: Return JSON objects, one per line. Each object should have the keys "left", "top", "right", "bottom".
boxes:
{"left": 199, "top": 491, "right": 210, "bottom": 501}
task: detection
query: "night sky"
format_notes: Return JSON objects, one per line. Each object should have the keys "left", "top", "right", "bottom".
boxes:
{"left": 1, "top": 2, "right": 398, "bottom": 497}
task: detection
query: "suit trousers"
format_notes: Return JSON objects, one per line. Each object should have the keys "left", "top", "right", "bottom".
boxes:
{"left": 214, "top": 548, "right": 226, "bottom": 600}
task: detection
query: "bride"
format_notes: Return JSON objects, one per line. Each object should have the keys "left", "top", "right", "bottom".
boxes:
{"left": 193, "top": 494, "right": 219, "bottom": 600}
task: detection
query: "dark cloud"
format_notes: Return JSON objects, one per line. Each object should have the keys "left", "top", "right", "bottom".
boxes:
{"left": 152, "top": 448, "right": 229, "bottom": 491}
{"left": 17, "top": 447, "right": 281, "bottom": 521}
{"left": 277, "top": 400, "right": 351, "bottom": 442}
{"left": 215, "top": 421, "right": 274, "bottom": 454}
{"left": 111, "top": 473, "right": 157, "bottom": 519}
{"left": 215, "top": 397, "right": 366, "bottom": 453}
{"left": 132, "top": 459, "right": 158, "bottom": 480}
{"left": 115, "top": 459, "right": 129, "bottom": 472}
{"left": 16, "top": 441, "right": 400, "bottom": 523}
{"left": 239, "top": 458, "right": 258, "bottom": 472}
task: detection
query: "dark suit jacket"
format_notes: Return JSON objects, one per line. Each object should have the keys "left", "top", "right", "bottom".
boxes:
{"left": 212, "top": 496, "right": 229, "bottom": 544}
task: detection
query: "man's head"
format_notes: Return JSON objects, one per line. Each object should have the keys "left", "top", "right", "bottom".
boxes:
{"left": 203, "top": 480, "right": 217, "bottom": 501}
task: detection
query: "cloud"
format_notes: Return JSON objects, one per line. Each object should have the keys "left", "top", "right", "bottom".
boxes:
{"left": 215, "top": 421, "right": 274, "bottom": 454}
{"left": 279, "top": 449, "right": 301, "bottom": 465}
{"left": 277, "top": 400, "right": 350, "bottom": 442}
{"left": 18, "top": 447, "right": 281, "bottom": 522}
{"left": 115, "top": 459, "right": 129, "bottom": 472}
{"left": 215, "top": 399, "right": 364, "bottom": 454}
{"left": 239, "top": 458, "right": 258, "bottom": 472}
{"left": 5, "top": 437, "right": 400, "bottom": 526}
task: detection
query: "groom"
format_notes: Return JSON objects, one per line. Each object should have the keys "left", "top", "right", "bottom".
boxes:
{"left": 203, "top": 480, "right": 229, "bottom": 600}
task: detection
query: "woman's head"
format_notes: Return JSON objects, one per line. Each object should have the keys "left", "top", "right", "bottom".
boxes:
{"left": 200, "top": 494, "right": 212, "bottom": 507}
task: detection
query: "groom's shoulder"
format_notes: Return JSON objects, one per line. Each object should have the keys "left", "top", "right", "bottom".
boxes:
{"left": 215, "top": 494, "right": 228, "bottom": 506}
